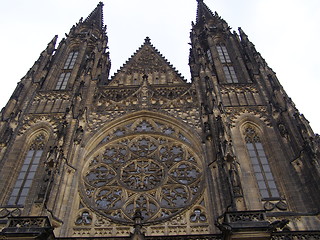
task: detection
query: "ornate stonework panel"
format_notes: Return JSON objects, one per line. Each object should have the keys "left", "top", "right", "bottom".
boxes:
{"left": 18, "top": 114, "right": 62, "bottom": 135}
{"left": 90, "top": 85, "right": 201, "bottom": 130}
{"left": 108, "top": 39, "right": 187, "bottom": 86}
{"left": 220, "top": 84, "right": 262, "bottom": 107}
{"left": 29, "top": 92, "right": 71, "bottom": 114}
{"left": 225, "top": 106, "right": 271, "bottom": 127}
{"left": 79, "top": 118, "right": 204, "bottom": 225}
{"left": 73, "top": 197, "right": 210, "bottom": 237}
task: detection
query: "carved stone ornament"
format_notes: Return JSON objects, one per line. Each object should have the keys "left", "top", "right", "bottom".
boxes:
{"left": 79, "top": 120, "right": 204, "bottom": 224}
{"left": 226, "top": 106, "right": 271, "bottom": 127}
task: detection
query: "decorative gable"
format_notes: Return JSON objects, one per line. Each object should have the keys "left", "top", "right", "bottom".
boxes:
{"left": 108, "top": 37, "right": 187, "bottom": 86}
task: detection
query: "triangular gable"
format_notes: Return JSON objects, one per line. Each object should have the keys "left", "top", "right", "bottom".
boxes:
{"left": 108, "top": 37, "right": 187, "bottom": 87}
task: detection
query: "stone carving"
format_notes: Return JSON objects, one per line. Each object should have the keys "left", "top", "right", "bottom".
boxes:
{"left": 0, "top": 208, "right": 21, "bottom": 218}
{"left": 75, "top": 211, "right": 93, "bottom": 225}
{"left": 190, "top": 209, "right": 207, "bottom": 223}
{"left": 74, "top": 126, "right": 84, "bottom": 144}
{"left": 29, "top": 92, "right": 71, "bottom": 114}
{"left": 18, "top": 114, "right": 62, "bottom": 136}
{"left": 80, "top": 126, "right": 204, "bottom": 224}
{"left": 91, "top": 74, "right": 200, "bottom": 131}
{"left": 271, "top": 232, "right": 320, "bottom": 240}
{"left": 226, "top": 106, "right": 271, "bottom": 127}
{"left": 227, "top": 211, "right": 266, "bottom": 223}
{"left": 8, "top": 217, "right": 50, "bottom": 228}
{"left": 0, "top": 126, "right": 13, "bottom": 146}
{"left": 220, "top": 84, "right": 261, "bottom": 107}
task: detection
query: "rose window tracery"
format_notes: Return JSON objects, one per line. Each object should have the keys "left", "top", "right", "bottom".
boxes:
{"left": 80, "top": 119, "right": 204, "bottom": 224}
{"left": 120, "top": 158, "right": 164, "bottom": 191}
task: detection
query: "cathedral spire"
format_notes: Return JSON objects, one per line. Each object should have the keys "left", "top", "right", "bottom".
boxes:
{"left": 196, "top": 0, "right": 215, "bottom": 23}
{"left": 83, "top": 2, "right": 104, "bottom": 29}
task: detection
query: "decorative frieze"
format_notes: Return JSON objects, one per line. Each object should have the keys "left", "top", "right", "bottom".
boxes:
{"left": 29, "top": 92, "right": 71, "bottom": 114}
{"left": 225, "top": 106, "right": 271, "bottom": 127}
{"left": 220, "top": 84, "right": 262, "bottom": 107}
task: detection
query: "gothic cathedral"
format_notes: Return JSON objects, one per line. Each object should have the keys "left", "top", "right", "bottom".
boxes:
{"left": 0, "top": 1, "right": 319, "bottom": 239}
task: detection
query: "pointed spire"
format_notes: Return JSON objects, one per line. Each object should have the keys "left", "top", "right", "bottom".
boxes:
{"left": 196, "top": 0, "right": 215, "bottom": 23}
{"left": 83, "top": 2, "right": 104, "bottom": 29}
{"left": 45, "top": 35, "right": 58, "bottom": 55}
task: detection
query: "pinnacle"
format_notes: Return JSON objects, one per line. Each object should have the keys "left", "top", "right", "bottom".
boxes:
{"left": 196, "top": 0, "right": 215, "bottom": 23}
{"left": 144, "top": 37, "right": 151, "bottom": 44}
{"left": 83, "top": 2, "right": 104, "bottom": 29}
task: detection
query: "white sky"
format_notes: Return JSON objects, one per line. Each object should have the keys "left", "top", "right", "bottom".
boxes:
{"left": 0, "top": 0, "right": 319, "bottom": 133}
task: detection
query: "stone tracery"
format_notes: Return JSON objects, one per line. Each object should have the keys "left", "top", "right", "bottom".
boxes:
{"left": 80, "top": 118, "right": 204, "bottom": 224}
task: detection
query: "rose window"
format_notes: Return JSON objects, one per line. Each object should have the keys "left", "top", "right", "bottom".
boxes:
{"left": 81, "top": 133, "right": 204, "bottom": 224}
{"left": 120, "top": 158, "right": 164, "bottom": 191}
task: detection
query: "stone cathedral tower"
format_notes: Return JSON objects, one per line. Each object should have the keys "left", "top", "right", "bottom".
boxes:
{"left": 0, "top": 1, "right": 319, "bottom": 239}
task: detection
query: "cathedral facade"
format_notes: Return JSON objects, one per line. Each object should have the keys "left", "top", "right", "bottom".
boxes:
{"left": 0, "top": 1, "right": 319, "bottom": 239}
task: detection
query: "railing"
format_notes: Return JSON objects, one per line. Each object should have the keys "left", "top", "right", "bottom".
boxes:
{"left": 224, "top": 210, "right": 266, "bottom": 223}
{"left": 271, "top": 231, "right": 320, "bottom": 240}
{"left": 6, "top": 216, "right": 51, "bottom": 229}
{"left": 145, "top": 235, "right": 222, "bottom": 240}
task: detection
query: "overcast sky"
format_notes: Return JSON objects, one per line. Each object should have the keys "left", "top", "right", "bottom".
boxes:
{"left": 0, "top": 0, "right": 319, "bottom": 133}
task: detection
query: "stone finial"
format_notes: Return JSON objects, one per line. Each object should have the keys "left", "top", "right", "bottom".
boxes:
{"left": 144, "top": 37, "right": 151, "bottom": 44}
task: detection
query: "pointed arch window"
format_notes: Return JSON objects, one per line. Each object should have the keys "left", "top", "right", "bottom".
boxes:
{"left": 63, "top": 51, "right": 79, "bottom": 70}
{"left": 245, "top": 127, "right": 280, "bottom": 199}
{"left": 206, "top": 49, "right": 213, "bottom": 63}
{"left": 216, "top": 43, "right": 239, "bottom": 84}
{"left": 216, "top": 44, "right": 231, "bottom": 63}
{"left": 223, "top": 66, "right": 238, "bottom": 83}
{"left": 7, "top": 134, "right": 46, "bottom": 206}
{"left": 55, "top": 72, "right": 71, "bottom": 90}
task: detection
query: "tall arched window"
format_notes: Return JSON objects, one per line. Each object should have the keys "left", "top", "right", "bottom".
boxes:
{"left": 63, "top": 51, "right": 79, "bottom": 70}
{"left": 55, "top": 72, "right": 71, "bottom": 90}
{"left": 244, "top": 127, "right": 280, "bottom": 199}
{"left": 55, "top": 50, "right": 78, "bottom": 90}
{"left": 7, "top": 134, "right": 46, "bottom": 206}
{"left": 216, "top": 43, "right": 239, "bottom": 83}
{"left": 216, "top": 44, "right": 231, "bottom": 63}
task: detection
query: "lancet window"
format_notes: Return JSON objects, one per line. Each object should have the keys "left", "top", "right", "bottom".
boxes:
{"left": 206, "top": 49, "right": 213, "bottom": 63}
{"left": 223, "top": 66, "right": 238, "bottom": 83}
{"left": 55, "top": 72, "right": 71, "bottom": 90}
{"left": 244, "top": 127, "right": 280, "bottom": 199}
{"left": 63, "top": 51, "right": 79, "bottom": 69}
{"left": 55, "top": 50, "right": 78, "bottom": 90}
{"left": 216, "top": 44, "right": 239, "bottom": 83}
{"left": 7, "top": 134, "right": 46, "bottom": 206}
{"left": 216, "top": 44, "right": 231, "bottom": 63}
